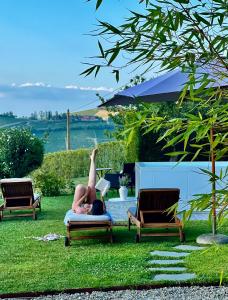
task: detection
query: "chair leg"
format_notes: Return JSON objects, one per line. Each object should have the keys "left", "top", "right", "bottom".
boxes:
{"left": 110, "top": 227, "right": 113, "bottom": 243}
{"left": 136, "top": 227, "right": 141, "bottom": 243}
{"left": 64, "top": 236, "right": 70, "bottom": 247}
{"left": 33, "top": 209, "right": 36, "bottom": 220}
{"left": 128, "top": 217, "right": 131, "bottom": 231}
{"left": 67, "top": 225, "right": 71, "bottom": 246}
{"left": 179, "top": 227, "right": 185, "bottom": 242}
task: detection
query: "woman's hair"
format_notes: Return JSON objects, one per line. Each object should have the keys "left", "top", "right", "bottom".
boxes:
{"left": 91, "top": 199, "right": 104, "bottom": 215}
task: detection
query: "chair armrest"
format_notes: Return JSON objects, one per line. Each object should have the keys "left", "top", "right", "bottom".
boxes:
{"left": 34, "top": 193, "right": 41, "bottom": 201}
{"left": 128, "top": 211, "right": 141, "bottom": 227}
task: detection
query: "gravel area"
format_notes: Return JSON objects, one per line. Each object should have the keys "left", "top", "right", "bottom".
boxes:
{"left": 3, "top": 286, "right": 228, "bottom": 300}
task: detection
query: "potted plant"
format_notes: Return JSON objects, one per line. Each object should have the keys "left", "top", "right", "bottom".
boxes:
{"left": 119, "top": 175, "right": 129, "bottom": 200}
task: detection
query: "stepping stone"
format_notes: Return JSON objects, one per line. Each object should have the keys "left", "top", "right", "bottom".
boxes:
{"left": 148, "top": 259, "right": 185, "bottom": 265}
{"left": 173, "top": 245, "right": 205, "bottom": 251}
{"left": 153, "top": 273, "right": 196, "bottom": 282}
{"left": 149, "top": 267, "right": 187, "bottom": 272}
{"left": 150, "top": 250, "right": 190, "bottom": 258}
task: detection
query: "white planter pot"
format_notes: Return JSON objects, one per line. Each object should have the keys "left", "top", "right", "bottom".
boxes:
{"left": 119, "top": 186, "right": 128, "bottom": 200}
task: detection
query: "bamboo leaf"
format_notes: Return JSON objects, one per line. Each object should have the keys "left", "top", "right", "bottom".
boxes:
{"left": 191, "top": 148, "right": 202, "bottom": 161}
{"left": 99, "top": 21, "right": 121, "bottom": 34}
{"left": 165, "top": 151, "right": 188, "bottom": 156}
{"left": 80, "top": 65, "right": 97, "bottom": 77}
{"left": 108, "top": 47, "right": 120, "bottom": 65}
{"left": 98, "top": 41, "right": 104, "bottom": 58}
{"left": 194, "top": 13, "right": 211, "bottom": 26}
{"left": 112, "top": 70, "right": 120, "bottom": 82}
{"left": 96, "top": 0, "right": 103, "bottom": 10}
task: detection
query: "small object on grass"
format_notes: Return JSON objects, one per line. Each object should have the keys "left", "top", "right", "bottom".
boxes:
{"left": 26, "top": 233, "right": 64, "bottom": 242}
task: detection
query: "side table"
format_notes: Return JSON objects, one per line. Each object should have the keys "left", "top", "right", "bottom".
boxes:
{"left": 106, "top": 197, "right": 137, "bottom": 223}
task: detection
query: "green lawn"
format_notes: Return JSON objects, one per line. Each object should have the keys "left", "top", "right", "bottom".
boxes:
{"left": 0, "top": 193, "right": 228, "bottom": 295}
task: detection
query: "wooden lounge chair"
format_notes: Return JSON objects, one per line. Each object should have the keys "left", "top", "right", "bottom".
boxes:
{"left": 64, "top": 178, "right": 113, "bottom": 246}
{"left": 0, "top": 178, "right": 41, "bottom": 221}
{"left": 127, "top": 188, "right": 185, "bottom": 242}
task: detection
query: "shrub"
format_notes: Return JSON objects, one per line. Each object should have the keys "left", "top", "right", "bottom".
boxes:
{"left": 0, "top": 128, "right": 44, "bottom": 178}
{"left": 36, "top": 141, "right": 126, "bottom": 181}
{"left": 34, "top": 148, "right": 91, "bottom": 182}
{"left": 32, "top": 169, "right": 65, "bottom": 196}
{"left": 96, "top": 141, "right": 126, "bottom": 172}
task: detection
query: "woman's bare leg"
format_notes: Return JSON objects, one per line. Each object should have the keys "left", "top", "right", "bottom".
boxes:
{"left": 87, "top": 149, "right": 98, "bottom": 203}
{"left": 72, "top": 184, "right": 87, "bottom": 212}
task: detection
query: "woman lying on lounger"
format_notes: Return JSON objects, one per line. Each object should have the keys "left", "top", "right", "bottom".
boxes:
{"left": 72, "top": 148, "right": 104, "bottom": 215}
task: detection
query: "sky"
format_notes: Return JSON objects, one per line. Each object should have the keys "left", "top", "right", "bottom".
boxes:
{"left": 0, "top": 0, "right": 144, "bottom": 115}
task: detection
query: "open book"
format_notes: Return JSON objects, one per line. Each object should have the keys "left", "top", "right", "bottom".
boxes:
{"left": 95, "top": 178, "right": 111, "bottom": 197}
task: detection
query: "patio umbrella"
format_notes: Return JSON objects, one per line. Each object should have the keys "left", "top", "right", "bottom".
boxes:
{"left": 99, "top": 64, "right": 228, "bottom": 107}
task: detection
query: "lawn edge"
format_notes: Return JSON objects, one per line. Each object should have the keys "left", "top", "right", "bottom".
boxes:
{"left": 1, "top": 283, "right": 227, "bottom": 299}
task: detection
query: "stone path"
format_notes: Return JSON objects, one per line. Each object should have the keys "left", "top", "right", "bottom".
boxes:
{"left": 149, "top": 245, "right": 205, "bottom": 282}
{"left": 150, "top": 250, "right": 190, "bottom": 257}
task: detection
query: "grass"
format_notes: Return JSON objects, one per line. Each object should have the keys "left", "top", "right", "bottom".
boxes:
{"left": 0, "top": 192, "right": 228, "bottom": 295}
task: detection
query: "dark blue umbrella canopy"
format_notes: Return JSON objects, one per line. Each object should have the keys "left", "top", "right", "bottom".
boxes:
{"left": 100, "top": 64, "right": 228, "bottom": 107}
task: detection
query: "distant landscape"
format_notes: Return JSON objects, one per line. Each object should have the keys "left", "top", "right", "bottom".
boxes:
{"left": 0, "top": 110, "right": 115, "bottom": 153}
{"left": 0, "top": 84, "right": 114, "bottom": 116}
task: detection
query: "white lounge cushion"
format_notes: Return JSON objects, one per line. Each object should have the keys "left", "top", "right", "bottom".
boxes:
{"left": 64, "top": 209, "right": 112, "bottom": 225}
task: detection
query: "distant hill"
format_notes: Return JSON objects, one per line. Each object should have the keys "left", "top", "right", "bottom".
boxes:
{"left": 0, "top": 116, "right": 27, "bottom": 128}
{"left": 75, "top": 108, "right": 112, "bottom": 120}
{"left": 74, "top": 108, "right": 98, "bottom": 116}
{"left": 0, "top": 114, "right": 114, "bottom": 153}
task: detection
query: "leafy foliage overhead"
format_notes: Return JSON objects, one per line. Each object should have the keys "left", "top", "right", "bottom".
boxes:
{"left": 84, "top": 0, "right": 227, "bottom": 81}
{"left": 85, "top": 0, "right": 228, "bottom": 235}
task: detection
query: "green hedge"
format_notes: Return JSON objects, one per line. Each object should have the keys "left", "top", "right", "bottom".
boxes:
{"left": 32, "top": 141, "right": 127, "bottom": 182}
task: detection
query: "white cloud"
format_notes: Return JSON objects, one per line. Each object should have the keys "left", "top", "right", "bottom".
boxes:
{"left": 65, "top": 85, "right": 113, "bottom": 92}
{"left": 65, "top": 85, "right": 78, "bottom": 89}
{"left": 17, "top": 82, "right": 51, "bottom": 88}
{"left": 0, "top": 92, "right": 5, "bottom": 98}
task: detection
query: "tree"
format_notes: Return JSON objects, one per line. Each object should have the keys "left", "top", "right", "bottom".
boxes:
{"left": 0, "top": 128, "right": 44, "bottom": 178}
{"left": 84, "top": 0, "right": 228, "bottom": 241}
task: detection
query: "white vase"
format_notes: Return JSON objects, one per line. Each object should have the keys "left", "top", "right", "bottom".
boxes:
{"left": 119, "top": 186, "right": 128, "bottom": 200}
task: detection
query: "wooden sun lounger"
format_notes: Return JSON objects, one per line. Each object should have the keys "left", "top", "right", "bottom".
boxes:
{"left": 65, "top": 219, "right": 113, "bottom": 246}
{"left": 0, "top": 178, "right": 41, "bottom": 220}
{"left": 64, "top": 178, "right": 113, "bottom": 246}
{"left": 128, "top": 188, "right": 185, "bottom": 242}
